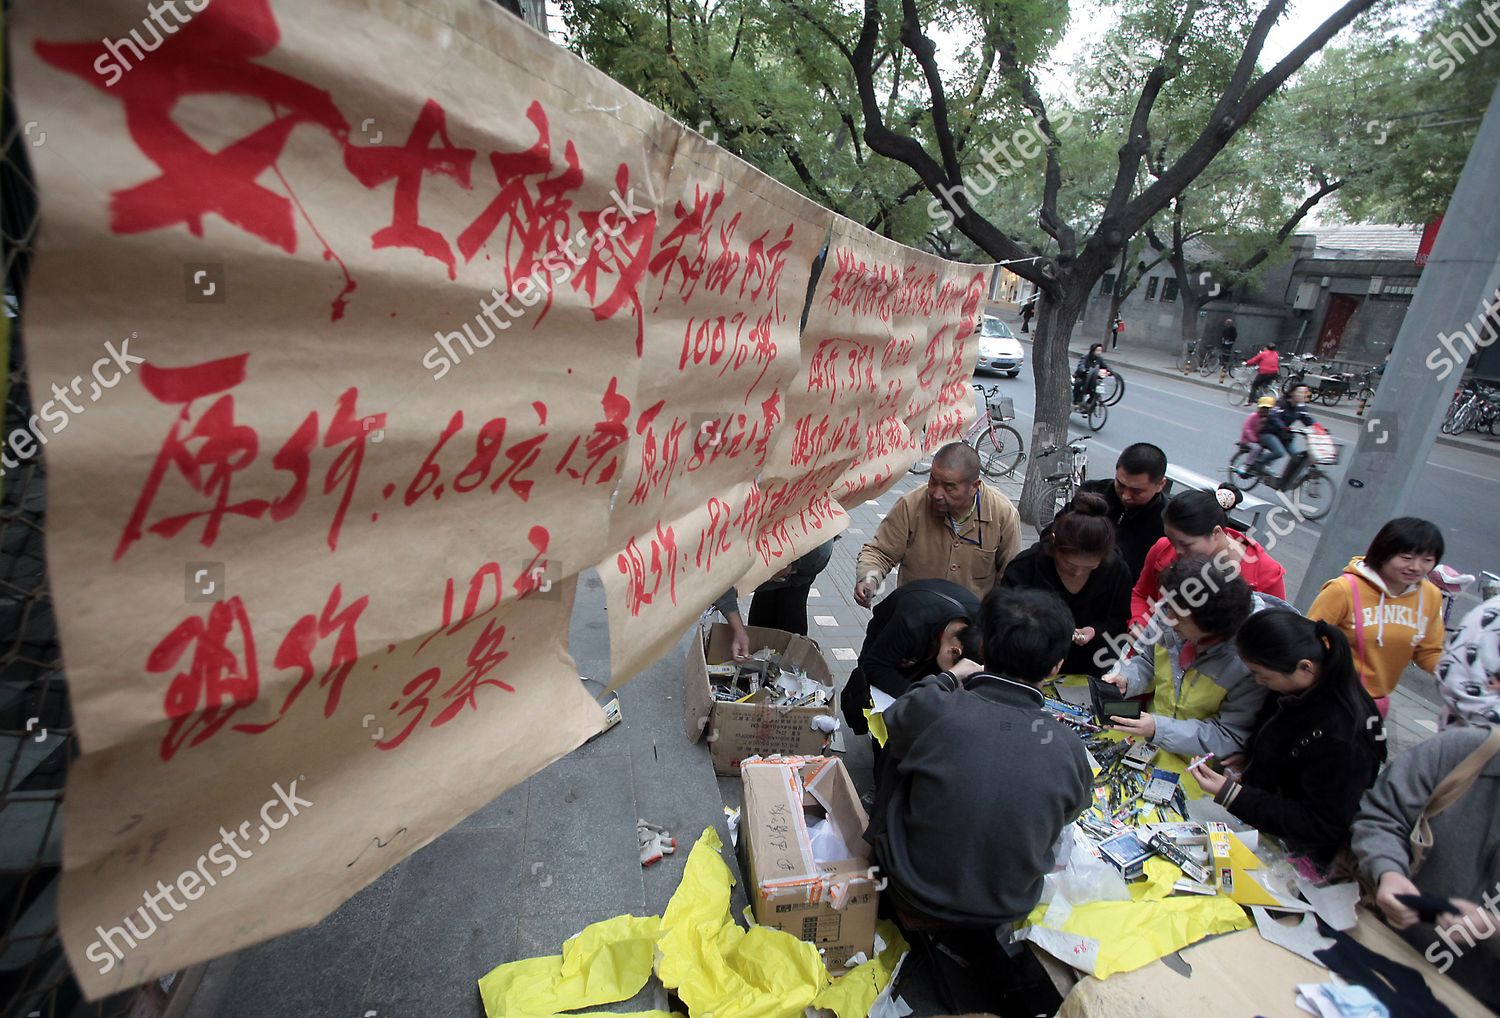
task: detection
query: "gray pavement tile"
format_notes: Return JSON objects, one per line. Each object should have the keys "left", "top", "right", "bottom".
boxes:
{"left": 321, "top": 859, "right": 406, "bottom": 927}
{"left": 453, "top": 778, "right": 528, "bottom": 832}
{"left": 361, "top": 827, "right": 525, "bottom": 1018}
{"left": 520, "top": 752, "right": 644, "bottom": 916}
{"left": 209, "top": 914, "right": 386, "bottom": 1018}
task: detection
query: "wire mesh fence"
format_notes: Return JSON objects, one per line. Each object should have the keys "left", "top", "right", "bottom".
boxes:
{"left": 0, "top": 34, "right": 167, "bottom": 1018}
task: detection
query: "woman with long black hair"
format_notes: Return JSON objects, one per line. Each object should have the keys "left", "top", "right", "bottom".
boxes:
{"left": 1191, "top": 609, "right": 1387, "bottom": 863}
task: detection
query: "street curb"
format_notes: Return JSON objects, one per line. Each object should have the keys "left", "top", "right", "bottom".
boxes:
{"left": 1007, "top": 333, "right": 1500, "bottom": 461}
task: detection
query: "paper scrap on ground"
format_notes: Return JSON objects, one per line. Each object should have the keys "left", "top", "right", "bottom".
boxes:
{"left": 478, "top": 829, "right": 904, "bottom": 1018}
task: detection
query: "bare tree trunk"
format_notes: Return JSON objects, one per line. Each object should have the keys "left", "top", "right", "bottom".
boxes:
{"left": 1018, "top": 287, "right": 1087, "bottom": 526}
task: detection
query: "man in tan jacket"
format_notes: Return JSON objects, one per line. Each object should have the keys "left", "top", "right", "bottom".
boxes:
{"left": 855, "top": 443, "right": 1021, "bottom": 605}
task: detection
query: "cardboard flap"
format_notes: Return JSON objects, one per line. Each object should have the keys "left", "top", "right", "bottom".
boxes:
{"left": 683, "top": 625, "right": 714, "bottom": 744}
{"left": 742, "top": 761, "right": 818, "bottom": 887}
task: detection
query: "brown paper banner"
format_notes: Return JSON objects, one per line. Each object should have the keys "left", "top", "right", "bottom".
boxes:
{"left": 10, "top": 0, "right": 670, "bottom": 996}
{"left": 10, "top": 0, "right": 988, "bottom": 995}
{"left": 597, "top": 133, "right": 832, "bottom": 684}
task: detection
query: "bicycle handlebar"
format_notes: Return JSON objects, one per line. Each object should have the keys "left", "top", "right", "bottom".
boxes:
{"left": 972, "top": 383, "right": 1001, "bottom": 397}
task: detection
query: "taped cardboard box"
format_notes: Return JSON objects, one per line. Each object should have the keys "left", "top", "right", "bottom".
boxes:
{"left": 740, "top": 756, "right": 879, "bottom": 969}
{"left": 683, "top": 624, "right": 836, "bottom": 775}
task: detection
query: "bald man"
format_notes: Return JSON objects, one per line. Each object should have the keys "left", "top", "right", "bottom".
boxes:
{"left": 855, "top": 443, "right": 1021, "bottom": 605}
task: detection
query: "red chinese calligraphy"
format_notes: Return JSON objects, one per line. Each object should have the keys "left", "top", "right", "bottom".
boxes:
{"left": 149, "top": 597, "right": 259, "bottom": 761}
{"left": 118, "top": 355, "right": 266, "bottom": 561}
{"left": 345, "top": 98, "right": 475, "bottom": 279}
{"left": 238, "top": 584, "right": 370, "bottom": 730}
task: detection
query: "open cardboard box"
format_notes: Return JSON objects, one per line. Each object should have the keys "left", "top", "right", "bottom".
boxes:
{"left": 740, "top": 756, "right": 879, "bottom": 970}
{"left": 683, "top": 623, "right": 836, "bottom": 775}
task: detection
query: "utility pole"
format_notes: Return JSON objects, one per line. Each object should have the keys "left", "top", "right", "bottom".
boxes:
{"left": 1296, "top": 80, "right": 1500, "bottom": 609}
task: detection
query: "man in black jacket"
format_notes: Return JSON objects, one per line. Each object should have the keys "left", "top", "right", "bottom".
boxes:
{"left": 865, "top": 587, "right": 1091, "bottom": 928}
{"left": 840, "top": 579, "right": 979, "bottom": 735}
{"left": 1077, "top": 442, "right": 1168, "bottom": 583}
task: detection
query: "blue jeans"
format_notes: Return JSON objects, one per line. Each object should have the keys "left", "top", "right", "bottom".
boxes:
{"left": 1255, "top": 433, "right": 1287, "bottom": 470}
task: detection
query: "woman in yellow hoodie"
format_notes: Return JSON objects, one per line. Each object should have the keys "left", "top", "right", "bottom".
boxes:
{"left": 1308, "top": 518, "right": 1446, "bottom": 717}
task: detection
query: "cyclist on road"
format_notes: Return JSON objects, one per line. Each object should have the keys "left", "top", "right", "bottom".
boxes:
{"left": 1243, "top": 342, "right": 1280, "bottom": 399}
{"left": 1072, "top": 343, "right": 1111, "bottom": 405}
{"left": 1253, "top": 384, "right": 1315, "bottom": 479}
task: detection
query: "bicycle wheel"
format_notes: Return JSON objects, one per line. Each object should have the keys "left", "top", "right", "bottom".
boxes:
{"left": 1102, "top": 373, "right": 1125, "bottom": 406}
{"left": 1319, "top": 387, "right": 1345, "bottom": 408}
{"left": 1225, "top": 446, "right": 1262, "bottom": 492}
{"left": 1040, "top": 482, "right": 1074, "bottom": 528}
{"left": 1086, "top": 400, "right": 1108, "bottom": 431}
{"left": 1198, "top": 355, "right": 1216, "bottom": 377}
{"left": 909, "top": 451, "right": 933, "bottom": 474}
{"left": 1290, "top": 469, "right": 1335, "bottom": 521}
{"left": 1227, "top": 379, "right": 1251, "bottom": 406}
{"left": 974, "top": 423, "right": 1025, "bottom": 477}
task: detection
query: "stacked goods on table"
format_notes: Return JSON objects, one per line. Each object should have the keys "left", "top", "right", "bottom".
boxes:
{"left": 683, "top": 624, "right": 838, "bottom": 774}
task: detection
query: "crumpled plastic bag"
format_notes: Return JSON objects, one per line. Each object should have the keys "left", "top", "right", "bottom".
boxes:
{"left": 1018, "top": 856, "right": 1250, "bottom": 978}
{"left": 477, "top": 914, "right": 669, "bottom": 1017}
{"left": 808, "top": 924, "right": 909, "bottom": 1018}
{"left": 479, "top": 828, "right": 903, "bottom": 1018}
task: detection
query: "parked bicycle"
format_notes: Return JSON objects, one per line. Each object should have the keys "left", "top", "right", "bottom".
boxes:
{"left": 1037, "top": 435, "right": 1090, "bottom": 526}
{"left": 911, "top": 384, "right": 1028, "bottom": 477}
{"left": 1440, "top": 380, "right": 1500, "bottom": 436}
{"left": 967, "top": 383, "right": 1027, "bottom": 478}
{"left": 1225, "top": 424, "right": 1342, "bottom": 521}
{"left": 1176, "top": 340, "right": 1217, "bottom": 377}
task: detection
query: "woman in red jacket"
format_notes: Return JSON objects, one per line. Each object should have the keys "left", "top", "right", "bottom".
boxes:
{"left": 1243, "top": 342, "right": 1280, "bottom": 400}
{"left": 1130, "top": 486, "right": 1286, "bottom": 628}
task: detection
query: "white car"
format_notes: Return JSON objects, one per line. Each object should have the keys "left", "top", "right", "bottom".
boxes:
{"left": 974, "top": 316, "right": 1024, "bottom": 377}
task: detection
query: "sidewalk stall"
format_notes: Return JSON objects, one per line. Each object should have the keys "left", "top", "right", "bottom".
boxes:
{"left": 1007, "top": 675, "right": 1497, "bottom": 1016}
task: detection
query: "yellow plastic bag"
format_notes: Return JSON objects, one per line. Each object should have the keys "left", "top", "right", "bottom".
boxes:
{"left": 478, "top": 914, "right": 666, "bottom": 1017}
{"left": 808, "top": 921, "right": 909, "bottom": 1018}
{"left": 1024, "top": 857, "right": 1249, "bottom": 979}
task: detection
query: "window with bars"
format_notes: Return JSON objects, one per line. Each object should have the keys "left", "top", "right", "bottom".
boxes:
{"left": 1098, "top": 274, "right": 1116, "bottom": 298}
{"left": 1145, "top": 277, "right": 1159, "bottom": 300}
{"left": 1162, "top": 278, "right": 1180, "bottom": 303}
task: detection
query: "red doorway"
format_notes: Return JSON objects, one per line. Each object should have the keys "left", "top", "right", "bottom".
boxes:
{"left": 1317, "top": 295, "right": 1360, "bottom": 360}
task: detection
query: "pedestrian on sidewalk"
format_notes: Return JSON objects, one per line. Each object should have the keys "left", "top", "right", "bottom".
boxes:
{"left": 865, "top": 587, "right": 1090, "bottom": 932}
{"left": 1189, "top": 609, "right": 1386, "bottom": 865}
{"left": 1001, "top": 492, "right": 1131, "bottom": 677}
{"left": 1217, "top": 317, "right": 1238, "bottom": 382}
{"left": 1076, "top": 442, "right": 1168, "bottom": 583}
{"left": 1306, "top": 518, "right": 1447, "bottom": 718}
{"left": 1437, "top": 593, "right": 1500, "bottom": 729}
{"left": 1351, "top": 725, "right": 1500, "bottom": 1012}
{"left": 1129, "top": 486, "right": 1286, "bottom": 629}
{"left": 1110, "top": 315, "right": 1125, "bottom": 350}
{"left": 714, "top": 538, "right": 837, "bottom": 658}
{"left": 1019, "top": 296, "right": 1036, "bottom": 333}
{"left": 1105, "top": 557, "right": 1278, "bottom": 759}
{"left": 854, "top": 443, "right": 1021, "bottom": 606}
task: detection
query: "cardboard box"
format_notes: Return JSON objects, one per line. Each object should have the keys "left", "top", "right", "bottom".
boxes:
{"left": 740, "top": 757, "right": 879, "bottom": 970}
{"left": 683, "top": 624, "right": 837, "bottom": 775}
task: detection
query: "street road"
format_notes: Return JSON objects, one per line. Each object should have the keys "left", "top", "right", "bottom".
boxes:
{"left": 971, "top": 363, "right": 1498, "bottom": 613}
